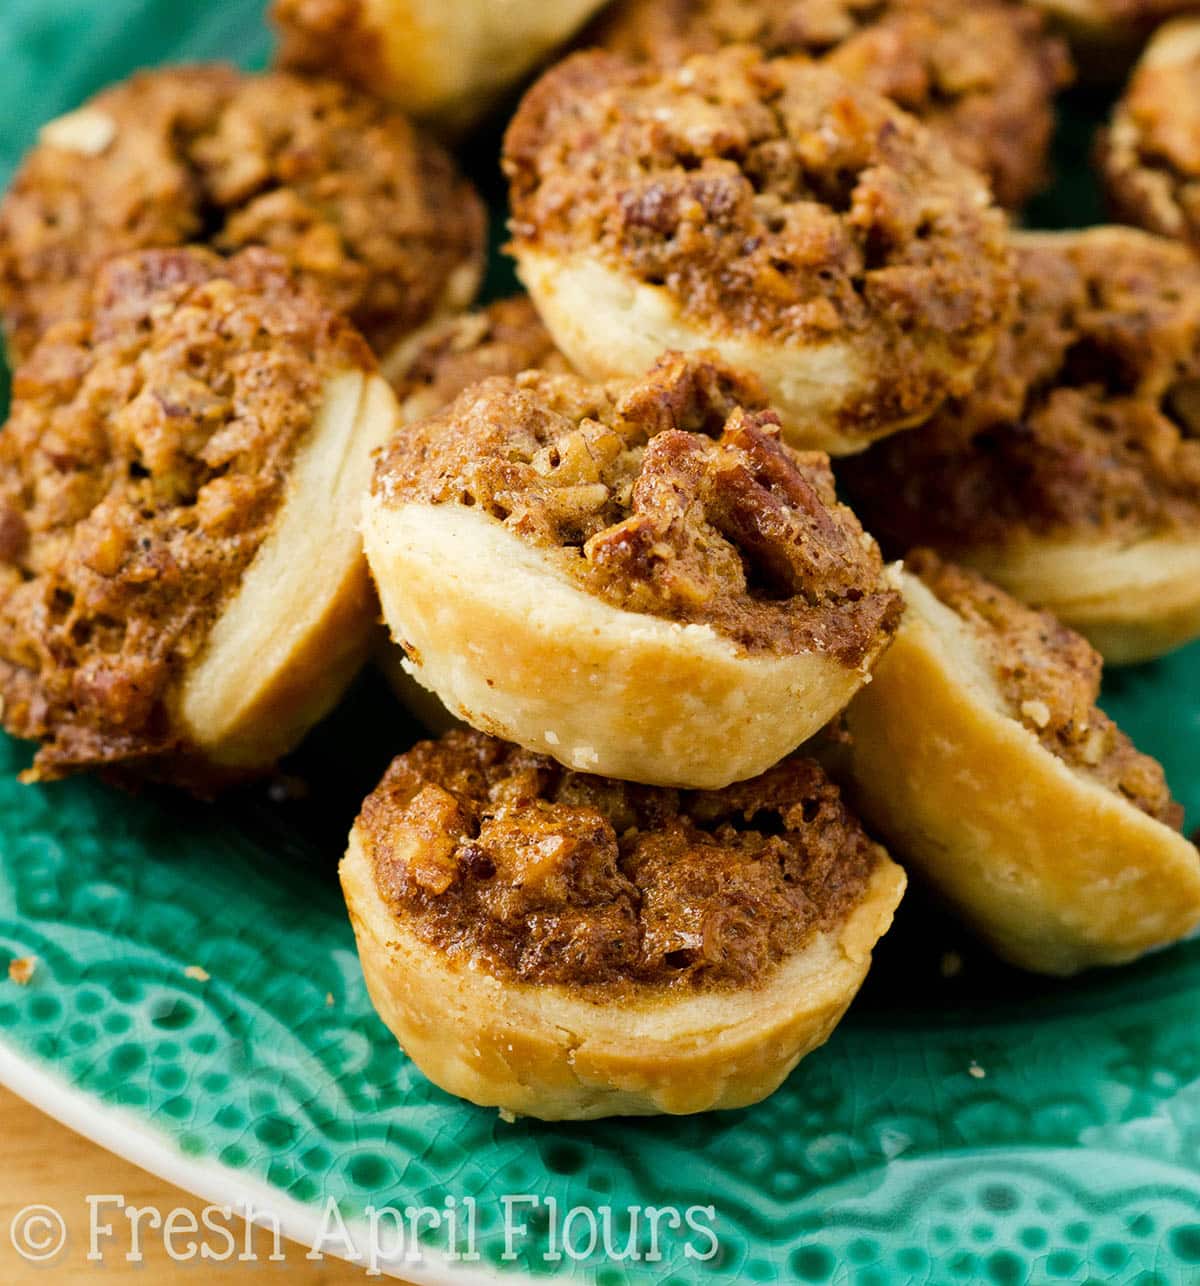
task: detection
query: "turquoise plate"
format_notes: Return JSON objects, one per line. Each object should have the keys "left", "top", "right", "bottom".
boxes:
{"left": 3, "top": 4, "right": 1200, "bottom": 1283}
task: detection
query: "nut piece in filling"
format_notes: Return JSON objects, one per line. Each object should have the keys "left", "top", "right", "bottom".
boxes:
{"left": 587, "top": 0, "right": 1072, "bottom": 209}
{"left": 841, "top": 226, "right": 1200, "bottom": 665}
{"left": 0, "top": 246, "right": 400, "bottom": 789}
{"left": 503, "top": 47, "right": 1014, "bottom": 455}
{"left": 363, "top": 350, "right": 904, "bottom": 788}
{"left": 0, "top": 65, "right": 485, "bottom": 366}
{"left": 341, "top": 728, "right": 906, "bottom": 1118}
{"left": 1100, "top": 17, "right": 1200, "bottom": 252}
{"left": 376, "top": 296, "right": 573, "bottom": 724}
{"left": 271, "top": 0, "right": 611, "bottom": 133}
{"left": 838, "top": 551, "right": 1200, "bottom": 975}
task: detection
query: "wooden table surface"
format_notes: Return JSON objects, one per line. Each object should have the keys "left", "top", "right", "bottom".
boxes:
{"left": 0, "top": 1086, "right": 395, "bottom": 1283}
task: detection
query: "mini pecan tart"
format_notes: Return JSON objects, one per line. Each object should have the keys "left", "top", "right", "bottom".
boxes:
{"left": 503, "top": 47, "right": 1014, "bottom": 455}
{"left": 1100, "top": 17, "right": 1200, "bottom": 251}
{"left": 0, "top": 65, "right": 485, "bottom": 365}
{"left": 588, "top": 0, "right": 1072, "bottom": 209}
{"left": 842, "top": 226, "right": 1200, "bottom": 665}
{"left": 341, "top": 729, "right": 905, "bottom": 1119}
{"left": 839, "top": 552, "right": 1200, "bottom": 976}
{"left": 0, "top": 247, "right": 399, "bottom": 789}
{"left": 363, "top": 352, "right": 903, "bottom": 788}
{"left": 272, "top": 0, "right": 610, "bottom": 133}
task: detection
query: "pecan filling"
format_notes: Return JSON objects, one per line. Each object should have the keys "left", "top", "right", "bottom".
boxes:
{"left": 504, "top": 47, "right": 1012, "bottom": 428}
{"left": 389, "top": 296, "right": 571, "bottom": 415}
{"left": 0, "top": 65, "right": 484, "bottom": 362}
{"left": 589, "top": 0, "right": 1071, "bottom": 208}
{"left": 360, "top": 729, "right": 881, "bottom": 991}
{"left": 841, "top": 232, "right": 1200, "bottom": 552}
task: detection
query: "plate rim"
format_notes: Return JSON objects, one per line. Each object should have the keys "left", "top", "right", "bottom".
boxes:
{"left": 0, "top": 1038, "right": 540, "bottom": 1285}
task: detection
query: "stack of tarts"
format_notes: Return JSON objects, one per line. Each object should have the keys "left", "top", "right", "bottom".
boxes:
{"left": 357, "top": 346, "right": 911, "bottom": 1117}
{"left": 2, "top": 2, "right": 1200, "bottom": 1125}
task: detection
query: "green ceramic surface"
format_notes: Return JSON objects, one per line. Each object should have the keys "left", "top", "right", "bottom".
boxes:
{"left": 2, "top": 4, "right": 1200, "bottom": 1283}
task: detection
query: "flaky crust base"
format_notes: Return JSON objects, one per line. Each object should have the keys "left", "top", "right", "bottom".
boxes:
{"left": 362, "top": 499, "right": 898, "bottom": 788}
{"left": 514, "top": 249, "right": 983, "bottom": 456}
{"left": 177, "top": 371, "right": 399, "bottom": 768}
{"left": 842, "top": 572, "right": 1200, "bottom": 975}
{"left": 341, "top": 830, "right": 904, "bottom": 1119}
{"left": 959, "top": 533, "right": 1200, "bottom": 666}
{"left": 373, "top": 630, "right": 462, "bottom": 736}
{"left": 285, "top": 0, "right": 608, "bottom": 131}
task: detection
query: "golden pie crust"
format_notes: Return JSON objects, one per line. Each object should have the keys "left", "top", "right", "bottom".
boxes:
{"left": 272, "top": 0, "right": 610, "bottom": 132}
{"left": 377, "top": 296, "right": 572, "bottom": 721}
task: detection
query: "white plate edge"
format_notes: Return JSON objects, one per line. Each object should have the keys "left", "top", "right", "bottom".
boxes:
{"left": 0, "top": 1037, "right": 543, "bottom": 1286}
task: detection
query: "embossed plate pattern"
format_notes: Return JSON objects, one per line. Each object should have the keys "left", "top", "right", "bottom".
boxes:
{"left": 3, "top": 4, "right": 1200, "bottom": 1283}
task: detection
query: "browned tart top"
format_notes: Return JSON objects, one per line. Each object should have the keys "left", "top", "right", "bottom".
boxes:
{"left": 358, "top": 728, "right": 883, "bottom": 991}
{"left": 911, "top": 551, "right": 1182, "bottom": 828}
{"left": 374, "top": 350, "right": 902, "bottom": 660}
{"left": 590, "top": 0, "right": 1071, "bottom": 208}
{"left": 390, "top": 296, "right": 572, "bottom": 419}
{"left": 841, "top": 230, "right": 1200, "bottom": 550}
{"left": 0, "top": 246, "right": 372, "bottom": 781}
{"left": 503, "top": 48, "right": 1013, "bottom": 429}
{"left": 0, "top": 64, "right": 485, "bottom": 363}
{"left": 1101, "top": 30, "right": 1200, "bottom": 249}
